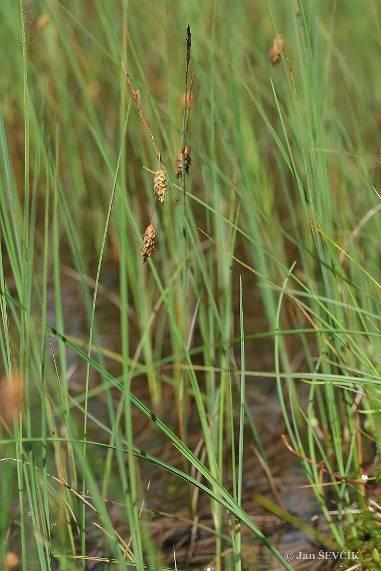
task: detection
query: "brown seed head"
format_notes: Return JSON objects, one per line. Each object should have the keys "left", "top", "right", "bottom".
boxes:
{"left": 176, "top": 149, "right": 184, "bottom": 179}
{"left": 184, "top": 145, "right": 191, "bottom": 173}
{"left": 269, "top": 34, "right": 284, "bottom": 65}
{"left": 176, "top": 145, "right": 192, "bottom": 179}
{"left": 182, "top": 91, "right": 193, "bottom": 109}
{"left": 140, "top": 224, "right": 156, "bottom": 263}
{"left": 125, "top": 71, "right": 141, "bottom": 108}
{"left": 153, "top": 169, "right": 168, "bottom": 203}
{"left": 35, "top": 12, "right": 50, "bottom": 32}
{"left": 0, "top": 371, "right": 24, "bottom": 426}
{"left": 5, "top": 552, "right": 19, "bottom": 570}
{"left": 23, "top": 4, "right": 34, "bottom": 27}
{"left": 186, "top": 25, "right": 192, "bottom": 68}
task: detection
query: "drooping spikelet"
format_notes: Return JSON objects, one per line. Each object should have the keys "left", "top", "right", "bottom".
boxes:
{"left": 140, "top": 223, "right": 156, "bottom": 263}
{"left": 269, "top": 34, "right": 284, "bottom": 65}
{"left": 176, "top": 145, "right": 192, "bottom": 179}
{"left": 153, "top": 169, "right": 168, "bottom": 203}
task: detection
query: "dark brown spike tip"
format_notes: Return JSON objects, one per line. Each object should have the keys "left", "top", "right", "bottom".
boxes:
{"left": 186, "top": 25, "right": 192, "bottom": 65}
{"left": 176, "top": 145, "right": 191, "bottom": 179}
